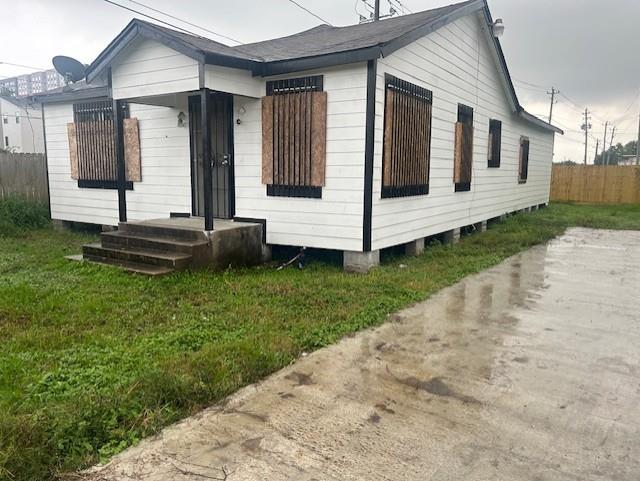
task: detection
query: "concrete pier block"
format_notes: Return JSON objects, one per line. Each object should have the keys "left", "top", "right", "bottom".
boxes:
{"left": 479, "top": 221, "right": 488, "bottom": 232}
{"left": 344, "top": 250, "right": 380, "bottom": 273}
{"left": 442, "top": 228, "right": 461, "bottom": 245}
{"left": 405, "top": 238, "right": 425, "bottom": 257}
{"left": 261, "top": 244, "right": 272, "bottom": 263}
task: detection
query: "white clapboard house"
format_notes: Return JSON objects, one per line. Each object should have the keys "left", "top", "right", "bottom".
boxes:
{"left": 37, "top": 0, "right": 562, "bottom": 274}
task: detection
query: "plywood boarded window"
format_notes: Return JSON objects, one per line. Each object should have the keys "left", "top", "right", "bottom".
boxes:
{"left": 382, "top": 75, "right": 433, "bottom": 198}
{"left": 519, "top": 136, "right": 530, "bottom": 183}
{"left": 454, "top": 104, "right": 474, "bottom": 192}
{"left": 488, "top": 119, "right": 501, "bottom": 168}
{"left": 67, "top": 100, "right": 140, "bottom": 189}
{"left": 262, "top": 76, "right": 326, "bottom": 198}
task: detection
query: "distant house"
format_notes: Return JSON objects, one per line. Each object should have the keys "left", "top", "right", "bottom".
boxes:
{"left": 35, "top": 0, "right": 562, "bottom": 273}
{"left": 618, "top": 155, "right": 638, "bottom": 166}
{"left": 0, "top": 96, "right": 44, "bottom": 153}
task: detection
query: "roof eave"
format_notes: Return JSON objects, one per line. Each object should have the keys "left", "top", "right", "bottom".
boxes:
{"left": 32, "top": 86, "right": 111, "bottom": 104}
{"left": 85, "top": 20, "right": 207, "bottom": 84}
{"left": 380, "top": 0, "right": 485, "bottom": 57}
{"left": 519, "top": 109, "right": 564, "bottom": 134}
{"left": 256, "top": 45, "right": 382, "bottom": 77}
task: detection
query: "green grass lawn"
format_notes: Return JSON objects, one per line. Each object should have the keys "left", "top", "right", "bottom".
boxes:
{"left": 1, "top": 203, "right": 639, "bottom": 481}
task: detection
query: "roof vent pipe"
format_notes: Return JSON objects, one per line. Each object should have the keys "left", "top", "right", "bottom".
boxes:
{"left": 492, "top": 18, "right": 505, "bottom": 37}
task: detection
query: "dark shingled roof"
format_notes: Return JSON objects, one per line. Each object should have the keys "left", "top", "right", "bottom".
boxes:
{"left": 38, "top": 0, "right": 561, "bottom": 133}
{"left": 231, "top": 1, "right": 478, "bottom": 62}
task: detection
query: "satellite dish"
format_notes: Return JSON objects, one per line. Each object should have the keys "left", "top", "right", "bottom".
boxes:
{"left": 52, "top": 56, "right": 86, "bottom": 84}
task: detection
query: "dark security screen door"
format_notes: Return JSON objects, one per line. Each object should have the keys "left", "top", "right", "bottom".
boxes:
{"left": 189, "top": 92, "right": 234, "bottom": 219}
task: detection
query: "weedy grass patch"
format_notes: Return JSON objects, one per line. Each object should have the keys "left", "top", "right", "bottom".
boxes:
{"left": 0, "top": 202, "right": 638, "bottom": 480}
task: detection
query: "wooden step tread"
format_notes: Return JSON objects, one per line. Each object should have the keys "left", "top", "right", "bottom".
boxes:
{"left": 67, "top": 254, "right": 175, "bottom": 276}
{"left": 83, "top": 243, "right": 192, "bottom": 261}
{"left": 102, "top": 230, "right": 209, "bottom": 248}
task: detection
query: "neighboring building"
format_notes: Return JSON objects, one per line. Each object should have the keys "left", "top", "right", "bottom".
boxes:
{"left": 36, "top": 0, "right": 562, "bottom": 273}
{"left": 0, "top": 69, "right": 65, "bottom": 97}
{"left": 0, "top": 96, "right": 44, "bottom": 153}
{"left": 618, "top": 155, "right": 639, "bottom": 166}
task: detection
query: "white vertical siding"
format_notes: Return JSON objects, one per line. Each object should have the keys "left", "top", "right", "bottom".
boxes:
{"left": 44, "top": 98, "right": 191, "bottom": 226}
{"left": 371, "top": 13, "right": 555, "bottom": 251}
{"left": 233, "top": 63, "right": 368, "bottom": 251}
{"left": 111, "top": 37, "right": 199, "bottom": 100}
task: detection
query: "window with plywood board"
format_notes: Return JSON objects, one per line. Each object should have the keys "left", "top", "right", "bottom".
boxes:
{"left": 262, "top": 76, "right": 326, "bottom": 198}
{"left": 381, "top": 74, "right": 433, "bottom": 198}
{"left": 67, "top": 100, "right": 140, "bottom": 189}
{"left": 454, "top": 104, "right": 474, "bottom": 192}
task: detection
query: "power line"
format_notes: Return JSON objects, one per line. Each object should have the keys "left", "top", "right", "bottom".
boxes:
{"left": 0, "top": 61, "right": 47, "bottom": 71}
{"left": 513, "top": 77, "right": 548, "bottom": 90}
{"left": 100, "top": 0, "right": 212, "bottom": 39}
{"left": 122, "top": 0, "right": 243, "bottom": 44}
{"left": 286, "top": 0, "right": 333, "bottom": 25}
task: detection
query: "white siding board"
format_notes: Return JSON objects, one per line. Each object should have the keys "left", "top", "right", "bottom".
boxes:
{"left": 370, "top": 13, "right": 555, "bottom": 251}
{"left": 111, "top": 38, "right": 199, "bottom": 99}
{"left": 205, "top": 65, "right": 263, "bottom": 98}
{"left": 233, "top": 63, "right": 368, "bottom": 251}
{"left": 44, "top": 98, "right": 192, "bottom": 226}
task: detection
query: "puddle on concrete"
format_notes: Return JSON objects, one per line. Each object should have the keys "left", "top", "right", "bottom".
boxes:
{"left": 87, "top": 228, "right": 640, "bottom": 481}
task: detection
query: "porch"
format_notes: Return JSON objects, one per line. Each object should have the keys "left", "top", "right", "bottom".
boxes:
{"left": 74, "top": 217, "right": 265, "bottom": 275}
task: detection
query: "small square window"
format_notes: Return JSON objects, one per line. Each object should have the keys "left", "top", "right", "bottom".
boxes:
{"left": 15, "top": 113, "right": 20, "bottom": 124}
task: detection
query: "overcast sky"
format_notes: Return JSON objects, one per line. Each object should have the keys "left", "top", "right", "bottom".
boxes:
{"left": 1, "top": 0, "right": 638, "bottom": 162}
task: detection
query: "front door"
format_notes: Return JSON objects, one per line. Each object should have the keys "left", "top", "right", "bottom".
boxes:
{"left": 189, "top": 93, "right": 234, "bottom": 219}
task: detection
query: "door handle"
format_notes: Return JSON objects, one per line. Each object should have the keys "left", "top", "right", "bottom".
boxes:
{"left": 221, "top": 154, "right": 231, "bottom": 166}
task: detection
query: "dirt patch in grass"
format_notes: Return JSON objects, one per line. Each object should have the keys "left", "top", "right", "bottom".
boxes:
{"left": 0, "top": 203, "right": 639, "bottom": 480}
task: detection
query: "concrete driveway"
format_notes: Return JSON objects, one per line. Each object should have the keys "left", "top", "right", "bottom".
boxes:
{"left": 88, "top": 228, "right": 640, "bottom": 481}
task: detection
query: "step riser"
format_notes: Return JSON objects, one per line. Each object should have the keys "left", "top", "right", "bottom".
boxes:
{"left": 83, "top": 245, "right": 191, "bottom": 270}
{"left": 101, "top": 233, "right": 197, "bottom": 254}
{"left": 82, "top": 255, "right": 174, "bottom": 276}
{"left": 119, "top": 223, "right": 206, "bottom": 242}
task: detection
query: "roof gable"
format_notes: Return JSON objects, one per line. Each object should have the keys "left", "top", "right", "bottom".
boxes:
{"left": 78, "top": 0, "right": 561, "bottom": 133}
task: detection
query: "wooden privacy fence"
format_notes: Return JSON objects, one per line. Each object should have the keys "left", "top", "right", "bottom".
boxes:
{"left": 0, "top": 152, "right": 49, "bottom": 205}
{"left": 550, "top": 165, "right": 640, "bottom": 204}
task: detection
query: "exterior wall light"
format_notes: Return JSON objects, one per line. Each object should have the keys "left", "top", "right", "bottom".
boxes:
{"left": 492, "top": 19, "right": 505, "bottom": 37}
{"left": 177, "top": 111, "right": 186, "bottom": 127}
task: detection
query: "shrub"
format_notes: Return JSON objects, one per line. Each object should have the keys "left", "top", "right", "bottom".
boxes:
{"left": 0, "top": 197, "right": 50, "bottom": 236}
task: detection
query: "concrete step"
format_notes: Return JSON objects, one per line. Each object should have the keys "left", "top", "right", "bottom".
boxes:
{"left": 82, "top": 243, "right": 192, "bottom": 270}
{"left": 118, "top": 222, "right": 207, "bottom": 242}
{"left": 79, "top": 255, "right": 176, "bottom": 276}
{"left": 101, "top": 230, "right": 209, "bottom": 254}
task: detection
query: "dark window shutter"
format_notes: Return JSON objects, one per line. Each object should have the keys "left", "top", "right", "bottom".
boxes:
{"left": 488, "top": 119, "right": 501, "bottom": 168}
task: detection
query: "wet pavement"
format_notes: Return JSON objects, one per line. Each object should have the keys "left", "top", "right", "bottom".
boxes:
{"left": 87, "top": 228, "right": 640, "bottom": 481}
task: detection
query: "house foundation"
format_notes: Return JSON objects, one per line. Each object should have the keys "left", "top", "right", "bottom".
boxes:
{"left": 405, "top": 238, "right": 425, "bottom": 256}
{"left": 344, "top": 250, "right": 380, "bottom": 273}
{"left": 442, "top": 228, "right": 461, "bottom": 245}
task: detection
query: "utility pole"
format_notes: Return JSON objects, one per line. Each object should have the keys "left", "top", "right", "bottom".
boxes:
{"left": 636, "top": 112, "right": 640, "bottom": 165}
{"left": 547, "top": 87, "right": 559, "bottom": 124}
{"left": 581, "top": 108, "right": 591, "bottom": 165}
{"left": 602, "top": 121, "right": 608, "bottom": 165}
{"left": 594, "top": 139, "right": 599, "bottom": 164}
{"left": 606, "top": 126, "right": 616, "bottom": 165}
{"left": 374, "top": 0, "right": 380, "bottom": 20}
